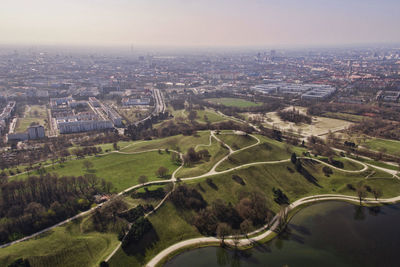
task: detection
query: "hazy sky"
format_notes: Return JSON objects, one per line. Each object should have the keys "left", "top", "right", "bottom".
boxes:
{"left": 0, "top": 0, "right": 399, "bottom": 47}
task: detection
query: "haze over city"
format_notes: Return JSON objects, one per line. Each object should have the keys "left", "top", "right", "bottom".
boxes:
{"left": 1, "top": 0, "right": 400, "bottom": 47}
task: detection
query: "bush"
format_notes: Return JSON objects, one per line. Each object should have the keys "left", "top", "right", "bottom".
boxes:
{"left": 347, "top": 184, "right": 355, "bottom": 191}
{"left": 272, "top": 188, "right": 289, "bottom": 205}
{"left": 170, "top": 185, "right": 207, "bottom": 211}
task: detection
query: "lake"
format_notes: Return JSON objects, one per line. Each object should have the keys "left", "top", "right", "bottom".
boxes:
{"left": 164, "top": 201, "right": 400, "bottom": 267}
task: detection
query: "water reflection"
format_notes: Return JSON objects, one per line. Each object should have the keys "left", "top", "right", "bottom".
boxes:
{"left": 165, "top": 201, "right": 400, "bottom": 267}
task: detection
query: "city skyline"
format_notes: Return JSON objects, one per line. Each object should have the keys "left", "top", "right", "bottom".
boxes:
{"left": 1, "top": 0, "right": 399, "bottom": 48}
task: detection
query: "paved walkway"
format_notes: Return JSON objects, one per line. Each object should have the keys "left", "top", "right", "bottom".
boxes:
{"left": 2, "top": 129, "right": 398, "bottom": 263}
{"left": 146, "top": 193, "right": 400, "bottom": 267}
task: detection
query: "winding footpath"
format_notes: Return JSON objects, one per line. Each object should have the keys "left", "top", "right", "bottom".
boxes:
{"left": 1, "top": 129, "right": 398, "bottom": 266}
{"left": 146, "top": 193, "right": 400, "bottom": 267}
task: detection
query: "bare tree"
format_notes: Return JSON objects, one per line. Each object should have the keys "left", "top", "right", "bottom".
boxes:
{"left": 372, "top": 188, "right": 382, "bottom": 201}
{"left": 83, "top": 160, "right": 94, "bottom": 171}
{"left": 356, "top": 186, "right": 367, "bottom": 205}
{"left": 240, "top": 219, "right": 252, "bottom": 238}
{"left": 156, "top": 166, "right": 169, "bottom": 178}
{"left": 216, "top": 222, "right": 232, "bottom": 246}
{"left": 138, "top": 175, "right": 148, "bottom": 185}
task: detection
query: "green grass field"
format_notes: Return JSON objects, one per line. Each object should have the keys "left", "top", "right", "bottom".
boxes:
{"left": 216, "top": 136, "right": 295, "bottom": 171}
{"left": 109, "top": 158, "right": 400, "bottom": 266}
{"left": 12, "top": 151, "right": 179, "bottom": 192}
{"left": 318, "top": 156, "right": 365, "bottom": 171}
{"left": 216, "top": 132, "right": 258, "bottom": 150}
{"left": 108, "top": 202, "right": 201, "bottom": 267}
{"left": 175, "top": 138, "right": 229, "bottom": 178}
{"left": 4, "top": 132, "right": 400, "bottom": 267}
{"left": 0, "top": 218, "right": 120, "bottom": 267}
{"left": 15, "top": 105, "right": 48, "bottom": 132}
{"left": 362, "top": 138, "right": 400, "bottom": 157}
{"left": 121, "top": 131, "right": 211, "bottom": 153}
{"left": 205, "top": 98, "right": 262, "bottom": 108}
{"left": 349, "top": 156, "right": 399, "bottom": 171}
{"left": 193, "top": 109, "right": 228, "bottom": 124}
{"left": 323, "top": 112, "right": 367, "bottom": 123}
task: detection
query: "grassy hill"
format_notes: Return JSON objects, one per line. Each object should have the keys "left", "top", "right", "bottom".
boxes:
{"left": 3, "top": 132, "right": 400, "bottom": 267}
{"left": 12, "top": 151, "right": 179, "bottom": 192}
{"left": 216, "top": 132, "right": 258, "bottom": 150}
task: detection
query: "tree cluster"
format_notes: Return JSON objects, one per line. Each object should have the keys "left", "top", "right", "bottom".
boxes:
{"left": 277, "top": 108, "right": 312, "bottom": 124}
{"left": 349, "top": 119, "right": 400, "bottom": 141}
{"left": 72, "top": 146, "right": 102, "bottom": 159}
{"left": 183, "top": 147, "right": 211, "bottom": 167}
{"left": 121, "top": 217, "right": 153, "bottom": 250}
{"left": 170, "top": 185, "right": 207, "bottom": 211}
{"left": 193, "top": 192, "right": 273, "bottom": 236}
{"left": 0, "top": 173, "right": 111, "bottom": 244}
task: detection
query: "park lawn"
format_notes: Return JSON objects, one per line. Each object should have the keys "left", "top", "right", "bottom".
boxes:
{"left": 216, "top": 132, "right": 258, "bottom": 150}
{"left": 15, "top": 105, "right": 48, "bottom": 132}
{"left": 13, "top": 151, "right": 179, "bottom": 192}
{"left": 96, "top": 141, "right": 134, "bottom": 152}
{"left": 317, "top": 156, "right": 365, "bottom": 171}
{"left": 215, "top": 138, "right": 293, "bottom": 171}
{"left": 108, "top": 202, "right": 201, "bottom": 267}
{"left": 120, "top": 131, "right": 211, "bottom": 153}
{"left": 205, "top": 98, "right": 263, "bottom": 108}
{"left": 5, "top": 157, "right": 400, "bottom": 267}
{"left": 322, "top": 112, "right": 367, "bottom": 123}
{"left": 108, "top": 160, "right": 398, "bottom": 266}
{"left": 362, "top": 138, "right": 400, "bottom": 157}
{"left": 193, "top": 109, "right": 228, "bottom": 124}
{"left": 0, "top": 218, "right": 120, "bottom": 267}
{"left": 175, "top": 138, "right": 229, "bottom": 178}
{"left": 187, "top": 160, "right": 400, "bottom": 213}
{"left": 349, "top": 156, "right": 399, "bottom": 171}
{"left": 364, "top": 167, "right": 396, "bottom": 179}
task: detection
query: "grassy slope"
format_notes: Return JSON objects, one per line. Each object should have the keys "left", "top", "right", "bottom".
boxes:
{"left": 216, "top": 136, "right": 297, "bottom": 171}
{"left": 322, "top": 112, "right": 367, "bottom": 123}
{"left": 216, "top": 133, "right": 258, "bottom": 150}
{"left": 175, "top": 138, "right": 229, "bottom": 178}
{"left": 0, "top": 219, "right": 119, "bottom": 267}
{"left": 121, "top": 131, "right": 211, "bottom": 153}
{"left": 109, "top": 160, "right": 400, "bottom": 267}
{"left": 350, "top": 156, "right": 399, "bottom": 171}
{"left": 4, "top": 132, "right": 400, "bottom": 267}
{"left": 194, "top": 109, "right": 228, "bottom": 124}
{"left": 108, "top": 202, "right": 201, "bottom": 267}
{"left": 205, "top": 98, "right": 262, "bottom": 108}
{"left": 12, "top": 152, "right": 179, "bottom": 192}
{"left": 318, "top": 156, "right": 365, "bottom": 171}
{"left": 362, "top": 138, "right": 400, "bottom": 157}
